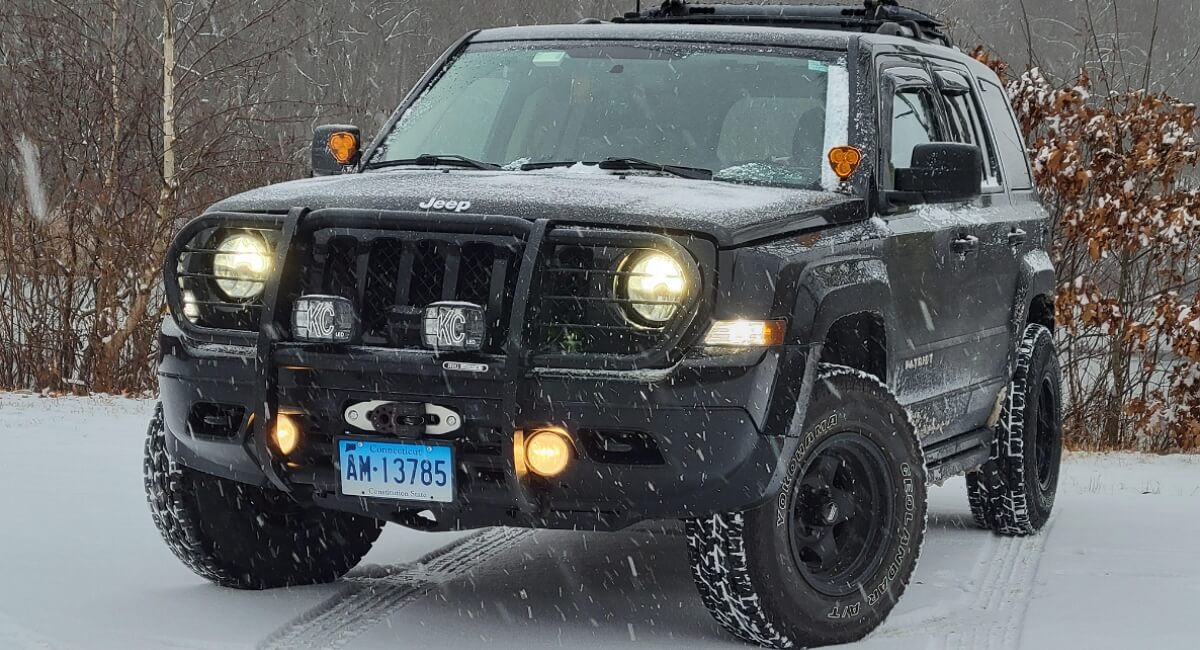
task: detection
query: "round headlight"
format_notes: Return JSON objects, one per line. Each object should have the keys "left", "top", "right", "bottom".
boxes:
{"left": 622, "top": 251, "right": 688, "bottom": 325}
{"left": 213, "top": 232, "right": 271, "bottom": 300}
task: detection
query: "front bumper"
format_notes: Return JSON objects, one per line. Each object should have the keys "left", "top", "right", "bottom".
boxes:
{"left": 158, "top": 318, "right": 810, "bottom": 531}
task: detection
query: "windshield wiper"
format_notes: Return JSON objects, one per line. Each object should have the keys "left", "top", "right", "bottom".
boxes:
{"left": 519, "top": 158, "right": 712, "bottom": 181}
{"left": 599, "top": 157, "right": 713, "bottom": 180}
{"left": 365, "top": 154, "right": 501, "bottom": 171}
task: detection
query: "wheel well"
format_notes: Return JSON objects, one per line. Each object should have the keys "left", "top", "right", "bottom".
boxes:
{"left": 1028, "top": 294, "right": 1055, "bottom": 332}
{"left": 821, "top": 312, "right": 887, "bottom": 383}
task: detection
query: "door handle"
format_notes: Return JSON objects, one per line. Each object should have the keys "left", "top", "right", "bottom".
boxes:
{"left": 952, "top": 235, "right": 980, "bottom": 256}
{"left": 1008, "top": 229, "right": 1028, "bottom": 248}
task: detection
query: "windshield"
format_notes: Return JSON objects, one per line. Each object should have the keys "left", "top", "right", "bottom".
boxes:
{"left": 371, "top": 41, "right": 850, "bottom": 191}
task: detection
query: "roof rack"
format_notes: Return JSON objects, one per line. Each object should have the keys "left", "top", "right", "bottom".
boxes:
{"left": 613, "top": 1, "right": 952, "bottom": 48}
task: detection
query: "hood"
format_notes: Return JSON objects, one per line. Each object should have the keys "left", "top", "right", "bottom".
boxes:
{"left": 208, "top": 168, "right": 865, "bottom": 247}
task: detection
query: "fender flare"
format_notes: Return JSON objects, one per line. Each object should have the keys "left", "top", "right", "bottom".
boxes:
{"left": 789, "top": 255, "right": 895, "bottom": 351}
{"left": 749, "top": 256, "right": 899, "bottom": 506}
{"left": 759, "top": 255, "right": 895, "bottom": 442}
{"left": 1009, "top": 249, "right": 1056, "bottom": 370}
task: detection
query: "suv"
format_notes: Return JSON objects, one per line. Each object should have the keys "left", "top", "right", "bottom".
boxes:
{"left": 144, "top": 2, "right": 1063, "bottom": 647}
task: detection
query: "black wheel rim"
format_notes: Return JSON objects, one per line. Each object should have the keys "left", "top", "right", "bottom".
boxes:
{"left": 788, "top": 433, "right": 895, "bottom": 597}
{"left": 1034, "top": 377, "right": 1059, "bottom": 491}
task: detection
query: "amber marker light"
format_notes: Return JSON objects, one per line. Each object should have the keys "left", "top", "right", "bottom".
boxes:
{"left": 273, "top": 414, "right": 300, "bottom": 456}
{"left": 704, "top": 320, "right": 787, "bottom": 347}
{"left": 827, "top": 145, "right": 863, "bottom": 181}
{"left": 522, "top": 428, "right": 573, "bottom": 478}
{"left": 327, "top": 131, "right": 359, "bottom": 165}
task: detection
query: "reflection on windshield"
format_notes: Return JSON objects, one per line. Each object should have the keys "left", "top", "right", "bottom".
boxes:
{"left": 372, "top": 42, "right": 849, "bottom": 191}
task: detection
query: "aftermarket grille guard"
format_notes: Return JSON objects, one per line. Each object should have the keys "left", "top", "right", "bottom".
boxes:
{"left": 164, "top": 207, "right": 714, "bottom": 493}
{"left": 166, "top": 209, "right": 714, "bottom": 371}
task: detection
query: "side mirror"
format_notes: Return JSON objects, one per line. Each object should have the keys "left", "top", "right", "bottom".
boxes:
{"left": 892, "top": 142, "right": 983, "bottom": 204}
{"left": 311, "top": 124, "right": 361, "bottom": 177}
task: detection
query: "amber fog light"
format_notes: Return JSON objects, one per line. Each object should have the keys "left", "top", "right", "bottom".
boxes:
{"left": 522, "top": 428, "right": 572, "bottom": 478}
{"left": 273, "top": 414, "right": 300, "bottom": 455}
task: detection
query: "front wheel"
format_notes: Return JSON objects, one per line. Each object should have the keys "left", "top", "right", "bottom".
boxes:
{"left": 144, "top": 405, "right": 384, "bottom": 589}
{"left": 687, "top": 366, "right": 927, "bottom": 648}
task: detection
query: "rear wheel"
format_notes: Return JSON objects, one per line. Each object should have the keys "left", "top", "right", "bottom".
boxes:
{"left": 144, "top": 405, "right": 383, "bottom": 589}
{"left": 687, "top": 367, "right": 927, "bottom": 648}
{"left": 967, "top": 324, "right": 1063, "bottom": 536}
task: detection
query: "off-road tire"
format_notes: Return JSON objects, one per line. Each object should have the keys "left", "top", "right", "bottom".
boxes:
{"left": 965, "top": 473, "right": 992, "bottom": 529}
{"left": 144, "top": 404, "right": 384, "bottom": 589}
{"left": 686, "top": 366, "right": 927, "bottom": 648}
{"left": 967, "top": 324, "right": 1062, "bottom": 536}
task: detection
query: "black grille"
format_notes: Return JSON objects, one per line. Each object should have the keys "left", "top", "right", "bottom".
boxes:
{"left": 527, "top": 229, "right": 701, "bottom": 360}
{"left": 302, "top": 231, "right": 523, "bottom": 352}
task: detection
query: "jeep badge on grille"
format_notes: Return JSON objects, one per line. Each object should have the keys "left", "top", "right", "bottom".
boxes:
{"left": 422, "top": 301, "right": 486, "bottom": 352}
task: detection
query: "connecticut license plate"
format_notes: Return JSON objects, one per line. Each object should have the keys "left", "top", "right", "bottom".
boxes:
{"left": 338, "top": 439, "right": 454, "bottom": 503}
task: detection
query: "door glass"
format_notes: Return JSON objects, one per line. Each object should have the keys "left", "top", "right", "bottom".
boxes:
{"left": 889, "top": 88, "right": 939, "bottom": 185}
{"left": 938, "top": 72, "right": 1000, "bottom": 188}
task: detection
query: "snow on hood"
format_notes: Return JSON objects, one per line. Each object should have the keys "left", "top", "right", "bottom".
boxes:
{"left": 207, "top": 169, "right": 863, "bottom": 247}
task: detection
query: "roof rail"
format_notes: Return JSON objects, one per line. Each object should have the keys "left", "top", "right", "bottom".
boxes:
{"left": 612, "top": 1, "right": 952, "bottom": 48}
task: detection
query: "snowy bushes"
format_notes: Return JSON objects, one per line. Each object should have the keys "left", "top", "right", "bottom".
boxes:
{"left": 976, "top": 51, "right": 1200, "bottom": 451}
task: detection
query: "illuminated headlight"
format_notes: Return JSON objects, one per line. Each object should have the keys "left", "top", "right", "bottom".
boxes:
{"left": 620, "top": 251, "right": 689, "bottom": 326}
{"left": 212, "top": 232, "right": 271, "bottom": 300}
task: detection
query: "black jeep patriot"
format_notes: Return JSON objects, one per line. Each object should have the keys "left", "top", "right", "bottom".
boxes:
{"left": 145, "top": 2, "right": 1063, "bottom": 647}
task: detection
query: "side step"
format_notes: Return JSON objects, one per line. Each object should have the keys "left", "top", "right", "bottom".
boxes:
{"left": 923, "top": 427, "right": 994, "bottom": 486}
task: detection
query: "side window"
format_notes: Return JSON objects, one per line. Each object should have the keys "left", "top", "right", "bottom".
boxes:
{"left": 978, "top": 80, "right": 1033, "bottom": 190}
{"left": 937, "top": 71, "right": 1000, "bottom": 188}
{"left": 890, "top": 87, "right": 940, "bottom": 183}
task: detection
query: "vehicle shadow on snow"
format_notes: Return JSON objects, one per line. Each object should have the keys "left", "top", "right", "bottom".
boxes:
{"left": 365, "top": 522, "right": 739, "bottom": 648}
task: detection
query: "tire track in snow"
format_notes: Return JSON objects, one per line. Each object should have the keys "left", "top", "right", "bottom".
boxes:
{"left": 259, "top": 527, "right": 533, "bottom": 650}
{"left": 941, "top": 517, "right": 1055, "bottom": 650}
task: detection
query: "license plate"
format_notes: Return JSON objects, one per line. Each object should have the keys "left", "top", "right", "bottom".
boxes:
{"left": 338, "top": 439, "right": 454, "bottom": 503}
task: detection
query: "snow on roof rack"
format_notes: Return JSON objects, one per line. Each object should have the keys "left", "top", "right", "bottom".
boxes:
{"left": 613, "top": 1, "right": 952, "bottom": 48}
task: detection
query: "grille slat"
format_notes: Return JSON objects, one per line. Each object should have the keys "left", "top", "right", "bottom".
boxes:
{"left": 486, "top": 255, "right": 510, "bottom": 338}
{"left": 441, "top": 244, "right": 462, "bottom": 301}
{"left": 393, "top": 243, "right": 416, "bottom": 306}
{"left": 354, "top": 246, "right": 371, "bottom": 307}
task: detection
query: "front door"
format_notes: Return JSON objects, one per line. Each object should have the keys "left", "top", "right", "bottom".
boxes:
{"left": 877, "top": 61, "right": 978, "bottom": 441}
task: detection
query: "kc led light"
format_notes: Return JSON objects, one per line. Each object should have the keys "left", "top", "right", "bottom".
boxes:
{"left": 292, "top": 295, "right": 359, "bottom": 343}
{"left": 422, "top": 301, "right": 486, "bottom": 352}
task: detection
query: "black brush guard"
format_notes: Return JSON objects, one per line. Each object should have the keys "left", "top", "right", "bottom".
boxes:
{"left": 163, "top": 207, "right": 715, "bottom": 499}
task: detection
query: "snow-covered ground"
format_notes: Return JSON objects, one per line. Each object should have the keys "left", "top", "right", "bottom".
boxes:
{"left": 1, "top": 393, "right": 1197, "bottom": 650}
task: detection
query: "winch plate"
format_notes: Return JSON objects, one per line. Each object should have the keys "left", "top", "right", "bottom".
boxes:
{"left": 343, "top": 401, "right": 463, "bottom": 436}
